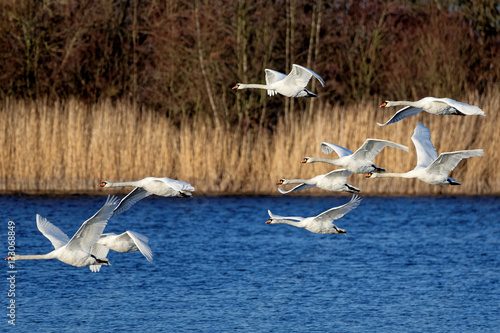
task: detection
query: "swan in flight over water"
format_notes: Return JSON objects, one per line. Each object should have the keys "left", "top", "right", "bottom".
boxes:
{"left": 366, "top": 122, "right": 483, "bottom": 185}
{"left": 377, "top": 97, "right": 485, "bottom": 126}
{"left": 5, "top": 196, "right": 119, "bottom": 268}
{"left": 89, "top": 230, "right": 153, "bottom": 272}
{"left": 301, "top": 139, "right": 409, "bottom": 174}
{"left": 277, "top": 169, "right": 360, "bottom": 194}
{"left": 100, "top": 177, "right": 195, "bottom": 216}
{"left": 232, "top": 64, "right": 325, "bottom": 98}
{"left": 266, "top": 195, "right": 362, "bottom": 234}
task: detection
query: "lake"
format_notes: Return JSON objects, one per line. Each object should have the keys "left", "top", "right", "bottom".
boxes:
{"left": 2, "top": 194, "right": 499, "bottom": 332}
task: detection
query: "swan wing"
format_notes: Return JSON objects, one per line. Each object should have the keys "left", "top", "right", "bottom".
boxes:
{"left": 265, "top": 69, "right": 287, "bottom": 96}
{"left": 352, "top": 139, "right": 409, "bottom": 161}
{"left": 65, "top": 195, "right": 120, "bottom": 253}
{"left": 113, "top": 187, "right": 152, "bottom": 216}
{"left": 158, "top": 177, "right": 195, "bottom": 192}
{"left": 377, "top": 106, "right": 424, "bottom": 126}
{"left": 283, "top": 64, "right": 325, "bottom": 88}
{"left": 323, "top": 169, "right": 353, "bottom": 181}
{"left": 321, "top": 142, "right": 353, "bottom": 158}
{"left": 267, "top": 210, "right": 304, "bottom": 222}
{"left": 440, "top": 98, "right": 485, "bottom": 116}
{"left": 426, "top": 150, "right": 484, "bottom": 176}
{"left": 125, "top": 231, "right": 153, "bottom": 263}
{"left": 36, "top": 214, "right": 70, "bottom": 250}
{"left": 89, "top": 243, "right": 110, "bottom": 272}
{"left": 411, "top": 123, "right": 438, "bottom": 169}
{"left": 313, "top": 195, "right": 362, "bottom": 223}
{"left": 278, "top": 183, "right": 316, "bottom": 194}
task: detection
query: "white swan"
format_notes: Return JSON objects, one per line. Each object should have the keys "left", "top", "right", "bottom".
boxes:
{"left": 366, "top": 122, "right": 484, "bottom": 185}
{"left": 277, "top": 169, "right": 360, "bottom": 194}
{"left": 301, "top": 139, "right": 409, "bottom": 174}
{"left": 266, "top": 195, "right": 361, "bottom": 234}
{"left": 5, "top": 196, "right": 119, "bottom": 268}
{"left": 232, "top": 64, "right": 325, "bottom": 97}
{"left": 99, "top": 177, "right": 195, "bottom": 216}
{"left": 377, "top": 97, "right": 485, "bottom": 126}
{"left": 89, "top": 230, "right": 153, "bottom": 272}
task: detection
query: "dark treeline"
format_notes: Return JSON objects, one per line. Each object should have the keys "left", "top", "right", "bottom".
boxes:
{"left": 1, "top": 0, "right": 499, "bottom": 126}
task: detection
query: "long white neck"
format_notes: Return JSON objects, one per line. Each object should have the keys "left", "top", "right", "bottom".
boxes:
{"left": 276, "top": 220, "right": 306, "bottom": 228}
{"left": 371, "top": 172, "right": 414, "bottom": 179}
{"left": 306, "top": 157, "right": 339, "bottom": 165}
{"left": 386, "top": 100, "right": 420, "bottom": 107}
{"left": 105, "top": 181, "right": 139, "bottom": 188}
{"left": 12, "top": 253, "right": 55, "bottom": 260}
{"left": 239, "top": 83, "right": 269, "bottom": 90}
{"left": 283, "top": 179, "right": 313, "bottom": 185}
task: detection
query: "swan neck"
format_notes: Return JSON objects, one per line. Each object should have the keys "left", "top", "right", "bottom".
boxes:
{"left": 12, "top": 254, "right": 54, "bottom": 260}
{"left": 278, "top": 220, "right": 306, "bottom": 228}
{"left": 285, "top": 179, "right": 311, "bottom": 184}
{"left": 239, "top": 83, "right": 269, "bottom": 89}
{"left": 373, "top": 172, "right": 411, "bottom": 178}
{"left": 388, "top": 101, "right": 419, "bottom": 107}
{"left": 308, "top": 157, "right": 338, "bottom": 165}
{"left": 106, "top": 181, "right": 139, "bottom": 188}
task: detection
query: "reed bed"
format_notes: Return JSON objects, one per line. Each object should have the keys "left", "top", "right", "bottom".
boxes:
{"left": 0, "top": 94, "right": 498, "bottom": 196}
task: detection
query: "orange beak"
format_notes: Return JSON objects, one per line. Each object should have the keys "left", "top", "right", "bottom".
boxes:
{"left": 365, "top": 173, "right": 372, "bottom": 178}
{"left": 380, "top": 102, "right": 387, "bottom": 107}
{"left": 301, "top": 158, "right": 307, "bottom": 163}
{"left": 232, "top": 85, "right": 238, "bottom": 90}
{"left": 266, "top": 219, "right": 272, "bottom": 224}
{"left": 99, "top": 182, "right": 106, "bottom": 187}
{"left": 276, "top": 180, "right": 283, "bottom": 185}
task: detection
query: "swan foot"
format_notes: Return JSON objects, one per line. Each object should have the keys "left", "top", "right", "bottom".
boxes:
{"left": 372, "top": 165, "right": 386, "bottom": 173}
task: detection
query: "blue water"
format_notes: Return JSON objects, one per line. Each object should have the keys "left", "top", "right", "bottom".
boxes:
{"left": 2, "top": 194, "right": 499, "bottom": 332}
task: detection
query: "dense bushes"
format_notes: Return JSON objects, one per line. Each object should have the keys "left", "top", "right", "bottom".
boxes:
{"left": 0, "top": 0, "right": 498, "bottom": 125}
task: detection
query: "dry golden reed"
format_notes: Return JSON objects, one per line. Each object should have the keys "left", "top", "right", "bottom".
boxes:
{"left": 0, "top": 94, "right": 498, "bottom": 196}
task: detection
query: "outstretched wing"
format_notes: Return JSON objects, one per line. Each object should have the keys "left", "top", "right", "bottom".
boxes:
{"left": 441, "top": 98, "right": 485, "bottom": 116}
{"left": 411, "top": 122, "right": 438, "bottom": 169}
{"left": 159, "top": 177, "right": 195, "bottom": 192}
{"left": 313, "top": 195, "right": 362, "bottom": 223}
{"left": 352, "top": 139, "right": 409, "bottom": 162}
{"left": 126, "top": 231, "right": 153, "bottom": 263}
{"left": 283, "top": 64, "right": 325, "bottom": 88}
{"left": 113, "top": 187, "right": 152, "bottom": 216}
{"left": 426, "top": 150, "right": 484, "bottom": 176}
{"left": 65, "top": 195, "right": 120, "bottom": 253}
{"left": 321, "top": 142, "right": 353, "bottom": 158}
{"left": 323, "top": 169, "right": 353, "bottom": 181}
{"left": 278, "top": 183, "right": 316, "bottom": 194}
{"left": 36, "top": 214, "right": 70, "bottom": 250}
{"left": 377, "top": 106, "right": 423, "bottom": 126}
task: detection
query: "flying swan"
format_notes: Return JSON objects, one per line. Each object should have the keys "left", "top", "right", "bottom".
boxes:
{"left": 266, "top": 195, "right": 362, "bottom": 234}
{"left": 232, "top": 64, "right": 325, "bottom": 98}
{"left": 89, "top": 230, "right": 153, "bottom": 272}
{"left": 301, "top": 139, "right": 409, "bottom": 174}
{"left": 99, "top": 177, "right": 195, "bottom": 216}
{"left": 5, "top": 196, "right": 119, "bottom": 268}
{"left": 277, "top": 169, "right": 360, "bottom": 194}
{"left": 377, "top": 97, "right": 486, "bottom": 126}
{"left": 366, "top": 122, "right": 483, "bottom": 185}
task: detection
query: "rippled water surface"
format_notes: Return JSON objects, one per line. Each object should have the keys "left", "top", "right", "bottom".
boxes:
{"left": 2, "top": 195, "right": 499, "bottom": 332}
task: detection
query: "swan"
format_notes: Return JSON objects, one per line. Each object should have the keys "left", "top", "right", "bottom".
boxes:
{"left": 99, "top": 177, "right": 195, "bottom": 216}
{"left": 366, "top": 122, "right": 484, "bottom": 185}
{"left": 301, "top": 139, "right": 409, "bottom": 174}
{"left": 232, "top": 64, "right": 325, "bottom": 97}
{"left": 377, "top": 97, "right": 485, "bottom": 126}
{"left": 5, "top": 196, "right": 119, "bottom": 268}
{"left": 266, "top": 195, "right": 361, "bottom": 234}
{"left": 89, "top": 230, "right": 153, "bottom": 272}
{"left": 277, "top": 169, "right": 360, "bottom": 194}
